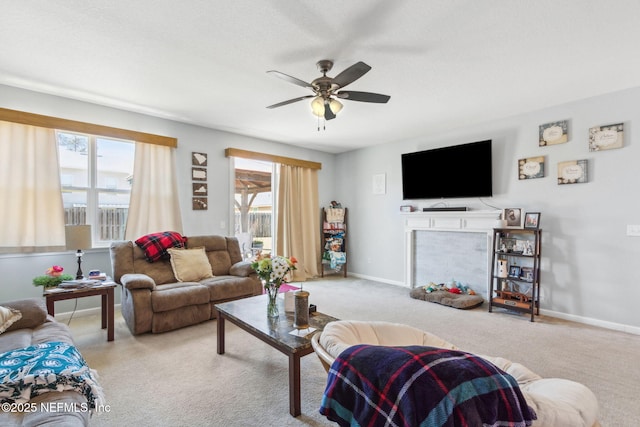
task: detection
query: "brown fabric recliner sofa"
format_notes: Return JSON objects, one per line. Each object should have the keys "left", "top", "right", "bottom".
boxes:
{"left": 110, "top": 235, "right": 261, "bottom": 335}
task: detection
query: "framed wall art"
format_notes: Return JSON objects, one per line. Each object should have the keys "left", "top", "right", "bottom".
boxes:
{"left": 589, "top": 123, "right": 624, "bottom": 151}
{"left": 539, "top": 120, "right": 569, "bottom": 146}
{"left": 503, "top": 208, "right": 524, "bottom": 228}
{"left": 192, "top": 152, "right": 208, "bottom": 166}
{"left": 192, "top": 197, "right": 208, "bottom": 210}
{"left": 193, "top": 183, "right": 208, "bottom": 197}
{"left": 518, "top": 156, "right": 545, "bottom": 180}
{"left": 192, "top": 167, "right": 207, "bottom": 181}
{"left": 558, "top": 159, "right": 588, "bottom": 185}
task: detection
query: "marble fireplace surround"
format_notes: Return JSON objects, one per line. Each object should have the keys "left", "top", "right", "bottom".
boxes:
{"left": 402, "top": 210, "right": 501, "bottom": 298}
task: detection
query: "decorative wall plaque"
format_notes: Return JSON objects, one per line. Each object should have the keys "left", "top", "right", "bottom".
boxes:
{"left": 539, "top": 120, "right": 569, "bottom": 146}
{"left": 558, "top": 159, "right": 588, "bottom": 185}
{"left": 589, "top": 123, "right": 624, "bottom": 151}
{"left": 518, "top": 156, "right": 545, "bottom": 180}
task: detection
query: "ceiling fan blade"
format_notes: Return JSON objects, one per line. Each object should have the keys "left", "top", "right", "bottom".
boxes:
{"left": 324, "top": 100, "right": 336, "bottom": 120}
{"left": 266, "top": 70, "right": 314, "bottom": 90}
{"left": 266, "top": 95, "right": 314, "bottom": 109}
{"left": 337, "top": 91, "right": 390, "bottom": 103}
{"left": 332, "top": 62, "right": 371, "bottom": 88}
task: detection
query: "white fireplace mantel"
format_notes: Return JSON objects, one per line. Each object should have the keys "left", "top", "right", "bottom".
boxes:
{"left": 402, "top": 210, "right": 501, "bottom": 289}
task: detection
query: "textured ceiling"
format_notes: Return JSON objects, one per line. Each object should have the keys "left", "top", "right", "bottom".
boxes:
{"left": 2, "top": 1, "right": 640, "bottom": 153}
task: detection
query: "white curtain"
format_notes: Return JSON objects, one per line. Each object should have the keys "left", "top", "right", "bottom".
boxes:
{"left": 0, "top": 121, "right": 65, "bottom": 253}
{"left": 125, "top": 142, "right": 183, "bottom": 239}
{"left": 276, "top": 164, "right": 321, "bottom": 280}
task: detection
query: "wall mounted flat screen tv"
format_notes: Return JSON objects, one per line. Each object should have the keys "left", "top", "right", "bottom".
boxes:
{"left": 401, "top": 140, "right": 492, "bottom": 200}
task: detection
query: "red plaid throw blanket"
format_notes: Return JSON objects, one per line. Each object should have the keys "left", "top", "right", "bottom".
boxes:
{"left": 320, "top": 345, "right": 536, "bottom": 427}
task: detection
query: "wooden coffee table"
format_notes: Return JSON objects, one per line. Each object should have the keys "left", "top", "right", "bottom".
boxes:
{"left": 215, "top": 294, "right": 338, "bottom": 417}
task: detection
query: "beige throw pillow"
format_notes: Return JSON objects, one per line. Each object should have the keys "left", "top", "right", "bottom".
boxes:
{"left": 167, "top": 247, "right": 214, "bottom": 282}
{"left": 0, "top": 306, "right": 22, "bottom": 334}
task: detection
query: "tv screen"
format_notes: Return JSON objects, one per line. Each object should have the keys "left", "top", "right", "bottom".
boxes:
{"left": 401, "top": 140, "right": 492, "bottom": 200}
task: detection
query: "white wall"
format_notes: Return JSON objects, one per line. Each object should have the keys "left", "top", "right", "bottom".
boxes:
{"left": 3, "top": 83, "right": 639, "bottom": 333}
{"left": 335, "top": 87, "right": 640, "bottom": 332}
{"left": 0, "top": 84, "right": 336, "bottom": 310}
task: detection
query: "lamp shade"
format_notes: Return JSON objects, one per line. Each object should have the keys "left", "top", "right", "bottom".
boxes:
{"left": 65, "top": 225, "right": 92, "bottom": 250}
{"left": 311, "top": 97, "right": 343, "bottom": 117}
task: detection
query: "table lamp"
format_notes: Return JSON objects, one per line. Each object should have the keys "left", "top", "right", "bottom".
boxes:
{"left": 65, "top": 225, "right": 92, "bottom": 279}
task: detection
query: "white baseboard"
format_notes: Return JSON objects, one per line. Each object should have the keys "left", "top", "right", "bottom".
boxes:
{"left": 54, "top": 281, "right": 640, "bottom": 337}
{"left": 539, "top": 308, "right": 640, "bottom": 336}
{"left": 348, "top": 272, "right": 407, "bottom": 287}
{"left": 350, "top": 273, "right": 640, "bottom": 336}
{"left": 52, "top": 304, "right": 121, "bottom": 322}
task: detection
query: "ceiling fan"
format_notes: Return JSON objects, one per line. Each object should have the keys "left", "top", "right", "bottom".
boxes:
{"left": 266, "top": 60, "right": 390, "bottom": 121}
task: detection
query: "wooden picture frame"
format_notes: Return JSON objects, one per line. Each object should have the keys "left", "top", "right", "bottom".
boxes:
{"left": 192, "top": 183, "right": 208, "bottom": 197}
{"left": 192, "top": 167, "right": 207, "bottom": 181}
{"left": 192, "top": 197, "right": 208, "bottom": 210}
{"left": 192, "top": 152, "right": 208, "bottom": 166}
{"left": 524, "top": 212, "right": 541, "bottom": 229}
{"left": 503, "top": 208, "right": 524, "bottom": 228}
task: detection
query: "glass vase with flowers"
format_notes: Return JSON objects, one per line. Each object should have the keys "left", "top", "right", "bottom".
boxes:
{"left": 251, "top": 254, "right": 297, "bottom": 318}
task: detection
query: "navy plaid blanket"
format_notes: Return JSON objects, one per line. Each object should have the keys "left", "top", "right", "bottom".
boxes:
{"left": 320, "top": 345, "right": 536, "bottom": 427}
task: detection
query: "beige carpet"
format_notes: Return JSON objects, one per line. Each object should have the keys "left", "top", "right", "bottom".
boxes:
{"left": 66, "top": 277, "right": 640, "bottom": 426}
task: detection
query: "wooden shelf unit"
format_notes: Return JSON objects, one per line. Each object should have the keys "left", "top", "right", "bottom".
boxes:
{"left": 321, "top": 207, "right": 347, "bottom": 277}
{"left": 489, "top": 228, "right": 542, "bottom": 322}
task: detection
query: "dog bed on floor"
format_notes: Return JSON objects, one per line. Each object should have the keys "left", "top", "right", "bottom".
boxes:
{"left": 410, "top": 288, "right": 484, "bottom": 309}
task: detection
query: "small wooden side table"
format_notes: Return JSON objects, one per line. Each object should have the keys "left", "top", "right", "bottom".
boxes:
{"left": 44, "top": 282, "right": 116, "bottom": 342}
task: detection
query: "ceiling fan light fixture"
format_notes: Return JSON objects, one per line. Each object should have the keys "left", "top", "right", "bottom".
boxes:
{"left": 310, "top": 96, "right": 343, "bottom": 117}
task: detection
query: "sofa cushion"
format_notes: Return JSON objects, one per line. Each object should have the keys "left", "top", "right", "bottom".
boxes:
{"left": 150, "top": 283, "right": 210, "bottom": 312}
{"left": 167, "top": 247, "right": 214, "bottom": 282}
{"left": 135, "top": 231, "right": 186, "bottom": 262}
{"left": 0, "top": 306, "right": 22, "bottom": 334}
{"left": 2, "top": 298, "right": 48, "bottom": 332}
{"left": 200, "top": 276, "right": 261, "bottom": 301}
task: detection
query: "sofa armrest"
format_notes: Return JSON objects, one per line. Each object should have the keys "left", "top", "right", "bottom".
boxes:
{"left": 229, "top": 261, "right": 255, "bottom": 278}
{"left": 2, "top": 298, "right": 48, "bottom": 332}
{"left": 121, "top": 273, "right": 156, "bottom": 290}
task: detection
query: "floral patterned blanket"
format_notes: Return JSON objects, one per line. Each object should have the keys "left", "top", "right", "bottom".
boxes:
{"left": 0, "top": 342, "right": 104, "bottom": 409}
{"left": 320, "top": 345, "right": 536, "bottom": 427}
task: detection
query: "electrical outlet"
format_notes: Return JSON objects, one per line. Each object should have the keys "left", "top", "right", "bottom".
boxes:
{"left": 220, "top": 220, "right": 226, "bottom": 229}
{"left": 627, "top": 225, "right": 640, "bottom": 236}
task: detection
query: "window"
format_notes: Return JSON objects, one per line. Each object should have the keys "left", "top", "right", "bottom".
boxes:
{"left": 57, "top": 131, "right": 135, "bottom": 246}
{"left": 232, "top": 158, "right": 274, "bottom": 257}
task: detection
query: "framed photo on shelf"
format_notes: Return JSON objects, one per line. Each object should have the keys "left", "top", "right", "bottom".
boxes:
{"left": 509, "top": 265, "right": 522, "bottom": 278}
{"left": 524, "top": 212, "right": 541, "bottom": 229}
{"left": 520, "top": 267, "right": 534, "bottom": 282}
{"left": 499, "top": 238, "right": 516, "bottom": 253}
{"left": 503, "top": 208, "right": 524, "bottom": 228}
